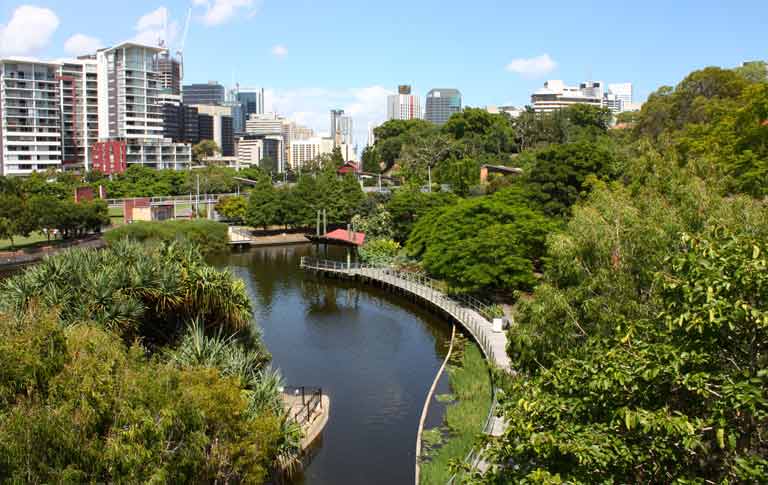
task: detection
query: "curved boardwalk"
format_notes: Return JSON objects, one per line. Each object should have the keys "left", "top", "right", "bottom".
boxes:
{"left": 300, "top": 258, "right": 510, "bottom": 482}
{"left": 300, "top": 258, "right": 511, "bottom": 371}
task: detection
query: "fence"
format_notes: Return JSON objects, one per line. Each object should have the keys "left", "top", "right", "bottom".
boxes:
{"left": 284, "top": 386, "right": 324, "bottom": 427}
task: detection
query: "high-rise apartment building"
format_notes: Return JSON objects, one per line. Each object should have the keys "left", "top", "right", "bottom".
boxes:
{"left": 59, "top": 58, "right": 99, "bottom": 171}
{"left": 0, "top": 59, "right": 62, "bottom": 176}
{"left": 424, "top": 88, "right": 462, "bottom": 125}
{"left": 94, "top": 42, "right": 190, "bottom": 172}
{"left": 157, "top": 52, "right": 181, "bottom": 95}
{"left": 182, "top": 81, "right": 225, "bottom": 105}
{"left": 1, "top": 42, "right": 191, "bottom": 176}
{"left": 387, "top": 85, "right": 421, "bottom": 120}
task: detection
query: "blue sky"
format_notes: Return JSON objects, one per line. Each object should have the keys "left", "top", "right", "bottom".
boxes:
{"left": 1, "top": 0, "right": 766, "bottom": 144}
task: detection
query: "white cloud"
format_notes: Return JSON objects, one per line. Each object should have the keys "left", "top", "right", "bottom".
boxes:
{"left": 265, "top": 85, "right": 393, "bottom": 147}
{"left": 133, "top": 6, "right": 178, "bottom": 48}
{"left": 505, "top": 54, "right": 557, "bottom": 78}
{"left": 193, "top": 0, "right": 260, "bottom": 26}
{"left": 64, "top": 34, "right": 102, "bottom": 56}
{"left": 271, "top": 44, "right": 288, "bottom": 57}
{"left": 0, "top": 5, "right": 59, "bottom": 56}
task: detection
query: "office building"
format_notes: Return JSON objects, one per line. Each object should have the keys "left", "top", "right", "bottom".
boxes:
{"left": 531, "top": 80, "right": 637, "bottom": 114}
{"left": 95, "top": 42, "right": 191, "bottom": 171}
{"left": 245, "top": 112, "right": 284, "bottom": 136}
{"left": 236, "top": 136, "right": 264, "bottom": 167}
{"left": 387, "top": 84, "right": 421, "bottom": 120}
{"left": 161, "top": 102, "right": 199, "bottom": 144}
{"left": 194, "top": 104, "right": 234, "bottom": 156}
{"left": 0, "top": 58, "right": 62, "bottom": 176}
{"left": 182, "top": 81, "right": 225, "bottom": 105}
{"left": 531, "top": 80, "right": 603, "bottom": 113}
{"left": 237, "top": 88, "right": 264, "bottom": 126}
{"left": 157, "top": 51, "right": 181, "bottom": 95}
{"left": 608, "top": 83, "right": 632, "bottom": 108}
{"left": 425, "top": 88, "right": 462, "bottom": 125}
{"left": 288, "top": 137, "right": 334, "bottom": 170}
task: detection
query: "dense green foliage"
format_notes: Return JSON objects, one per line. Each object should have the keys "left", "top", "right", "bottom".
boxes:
{"left": 407, "top": 188, "right": 555, "bottom": 293}
{"left": 104, "top": 219, "right": 229, "bottom": 255}
{"left": 0, "top": 310, "right": 281, "bottom": 483}
{"left": 462, "top": 64, "right": 768, "bottom": 483}
{"left": 519, "top": 139, "right": 621, "bottom": 216}
{"left": 215, "top": 194, "right": 248, "bottom": 223}
{"left": 245, "top": 167, "right": 365, "bottom": 230}
{"left": 0, "top": 240, "right": 293, "bottom": 482}
{"left": 358, "top": 238, "right": 401, "bottom": 266}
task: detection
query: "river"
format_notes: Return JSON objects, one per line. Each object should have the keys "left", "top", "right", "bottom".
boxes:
{"left": 209, "top": 243, "right": 453, "bottom": 485}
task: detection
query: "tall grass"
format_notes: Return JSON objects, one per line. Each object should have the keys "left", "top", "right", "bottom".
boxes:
{"left": 420, "top": 342, "right": 492, "bottom": 484}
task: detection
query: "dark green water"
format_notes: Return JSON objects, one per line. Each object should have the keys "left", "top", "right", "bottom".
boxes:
{"left": 209, "top": 244, "right": 452, "bottom": 485}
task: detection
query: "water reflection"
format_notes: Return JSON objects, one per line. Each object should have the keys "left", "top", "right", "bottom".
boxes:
{"left": 209, "top": 244, "right": 452, "bottom": 485}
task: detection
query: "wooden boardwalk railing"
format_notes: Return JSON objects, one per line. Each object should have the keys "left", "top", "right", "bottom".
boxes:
{"left": 299, "top": 257, "right": 510, "bottom": 483}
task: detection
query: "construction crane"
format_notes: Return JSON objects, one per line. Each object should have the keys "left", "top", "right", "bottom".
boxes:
{"left": 177, "top": 7, "right": 192, "bottom": 82}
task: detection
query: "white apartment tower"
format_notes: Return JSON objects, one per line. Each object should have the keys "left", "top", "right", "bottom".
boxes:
{"left": 387, "top": 85, "right": 421, "bottom": 120}
{"left": 95, "top": 42, "right": 190, "bottom": 171}
{"left": 0, "top": 59, "right": 62, "bottom": 176}
{"left": 97, "top": 42, "right": 165, "bottom": 141}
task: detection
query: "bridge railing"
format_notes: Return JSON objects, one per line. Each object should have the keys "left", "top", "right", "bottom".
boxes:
{"left": 300, "top": 257, "right": 498, "bottom": 363}
{"left": 299, "top": 257, "right": 499, "bottom": 322}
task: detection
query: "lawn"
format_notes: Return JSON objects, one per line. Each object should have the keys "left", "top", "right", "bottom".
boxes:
{"left": 0, "top": 232, "right": 60, "bottom": 252}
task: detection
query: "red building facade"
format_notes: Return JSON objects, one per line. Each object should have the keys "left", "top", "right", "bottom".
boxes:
{"left": 91, "top": 140, "right": 127, "bottom": 175}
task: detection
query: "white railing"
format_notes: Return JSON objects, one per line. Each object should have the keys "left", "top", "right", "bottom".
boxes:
{"left": 106, "top": 192, "right": 239, "bottom": 208}
{"left": 300, "top": 256, "right": 506, "bottom": 483}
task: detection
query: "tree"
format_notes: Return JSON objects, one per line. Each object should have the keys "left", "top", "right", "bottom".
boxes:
{"left": 398, "top": 133, "right": 454, "bottom": 187}
{"left": 373, "top": 119, "right": 436, "bottom": 171}
{"left": 442, "top": 107, "right": 517, "bottom": 155}
{"left": 246, "top": 178, "right": 279, "bottom": 230}
{"left": 361, "top": 145, "right": 380, "bottom": 173}
{"left": 734, "top": 60, "right": 768, "bottom": 83}
{"left": 0, "top": 193, "right": 32, "bottom": 249}
{"left": 192, "top": 139, "right": 220, "bottom": 163}
{"left": 406, "top": 187, "right": 555, "bottom": 293}
{"left": 215, "top": 195, "right": 248, "bottom": 223}
{"left": 386, "top": 189, "right": 458, "bottom": 242}
{"left": 522, "top": 139, "right": 620, "bottom": 217}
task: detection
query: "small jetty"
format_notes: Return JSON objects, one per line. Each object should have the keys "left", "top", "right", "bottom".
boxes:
{"left": 282, "top": 386, "right": 330, "bottom": 450}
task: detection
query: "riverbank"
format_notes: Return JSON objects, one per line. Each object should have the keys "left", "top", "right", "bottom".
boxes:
{"left": 419, "top": 341, "right": 492, "bottom": 484}
{"left": 0, "top": 235, "right": 104, "bottom": 268}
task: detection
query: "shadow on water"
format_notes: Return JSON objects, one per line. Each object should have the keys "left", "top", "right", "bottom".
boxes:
{"left": 208, "top": 244, "right": 453, "bottom": 485}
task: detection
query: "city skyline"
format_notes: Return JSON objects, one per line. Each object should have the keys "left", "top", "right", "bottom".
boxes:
{"left": 1, "top": 0, "right": 766, "bottom": 146}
